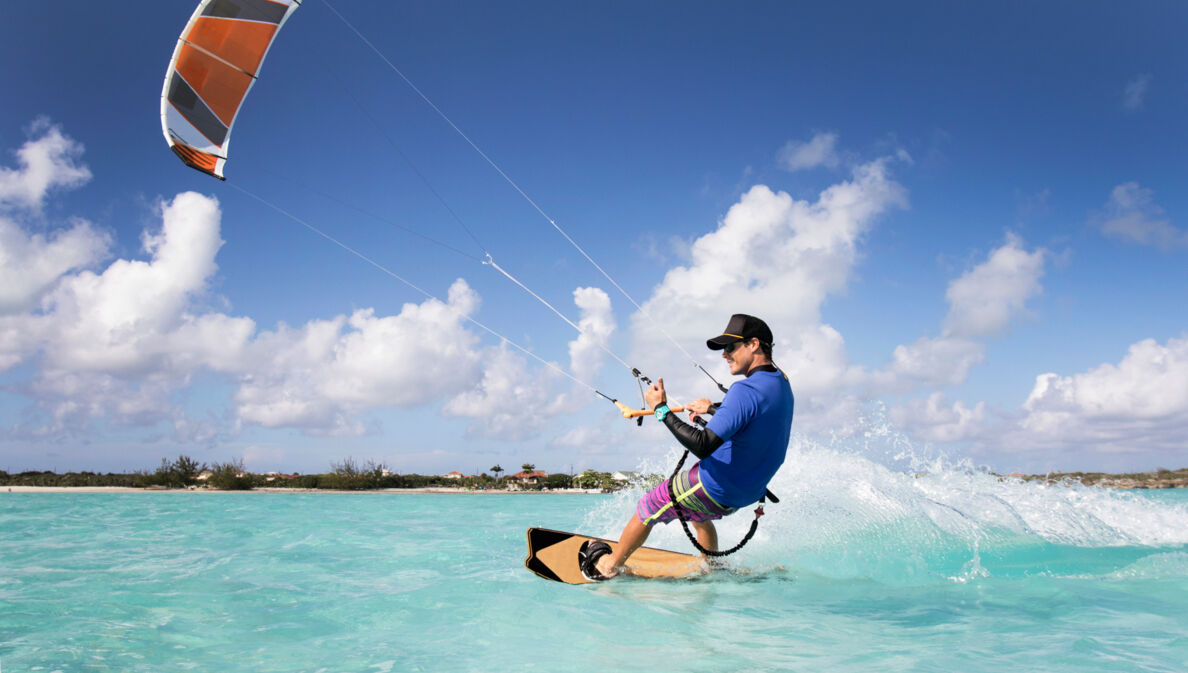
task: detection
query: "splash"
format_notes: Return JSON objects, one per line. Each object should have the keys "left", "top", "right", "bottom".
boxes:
{"left": 583, "top": 420, "right": 1188, "bottom": 586}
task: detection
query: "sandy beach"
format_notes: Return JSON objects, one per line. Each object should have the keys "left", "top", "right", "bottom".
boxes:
{"left": 2, "top": 486, "right": 146, "bottom": 493}
{"left": 0, "top": 485, "right": 605, "bottom": 494}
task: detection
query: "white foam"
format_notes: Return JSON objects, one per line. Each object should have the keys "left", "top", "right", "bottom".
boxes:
{"left": 585, "top": 417, "right": 1188, "bottom": 583}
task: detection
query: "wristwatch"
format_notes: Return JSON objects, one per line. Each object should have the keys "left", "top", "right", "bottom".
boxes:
{"left": 654, "top": 404, "right": 670, "bottom": 422}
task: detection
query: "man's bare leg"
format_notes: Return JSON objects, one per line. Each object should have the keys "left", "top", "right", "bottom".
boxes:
{"left": 595, "top": 513, "right": 652, "bottom": 578}
{"left": 692, "top": 520, "right": 718, "bottom": 554}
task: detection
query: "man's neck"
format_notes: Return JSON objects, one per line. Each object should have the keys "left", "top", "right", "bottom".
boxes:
{"left": 746, "top": 359, "right": 776, "bottom": 377}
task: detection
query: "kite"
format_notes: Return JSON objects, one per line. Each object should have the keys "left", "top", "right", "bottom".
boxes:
{"left": 161, "top": 0, "right": 301, "bottom": 180}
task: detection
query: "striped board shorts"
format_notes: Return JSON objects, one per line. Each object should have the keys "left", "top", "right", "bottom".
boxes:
{"left": 637, "top": 463, "right": 736, "bottom": 526}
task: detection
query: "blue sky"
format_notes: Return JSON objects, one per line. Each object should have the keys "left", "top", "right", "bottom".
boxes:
{"left": 1, "top": 1, "right": 1185, "bottom": 476}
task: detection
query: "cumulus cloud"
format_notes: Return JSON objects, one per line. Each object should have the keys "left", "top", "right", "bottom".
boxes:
{"left": 0, "top": 116, "right": 621, "bottom": 445}
{"left": 778, "top": 132, "right": 841, "bottom": 171}
{"left": 0, "top": 120, "right": 107, "bottom": 318}
{"left": 443, "top": 287, "right": 618, "bottom": 440}
{"left": 871, "top": 336, "right": 986, "bottom": 393}
{"left": 890, "top": 393, "right": 986, "bottom": 443}
{"left": 1, "top": 141, "right": 612, "bottom": 449}
{"left": 1122, "top": 73, "right": 1152, "bottom": 111}
{"left": 0, "top": 173, "right": 509, "bottom": 439}
{"left": 863, "top": 235, "right": 1044, "bottom": 400}
{"left": 2, "top": 191, "right": 251, "bottom": 434}
{"left": 551, "top": 423, "right": 616, "bottom": 452}
{"left": 628, "top": 155, "right": 908, "bottom": 435}
{"left": 36, "top": 192, "right": 230, "bottom": 375}
{"left": 0, "top": 119, "right": 91, "bottom": 211}
{"left": 441, "top": 343, "right": 566, "bottom": 440}
{"left": 0, "top": 216, "right": 111, "bottom": 315}
{"left": 1096, "top": 182, "right": 1185, "bottom": 250}
{"left": 1016, "top": 335, "right": 1188, "bottom": 451}
{"left": 235, "top": 279, "right": 483, "bottom": 434}
{"left": 943, "top": 233, "right": 1046, "bottom": 339}
{"left": 567, "top": 286, "right": 616, "bottom": 384}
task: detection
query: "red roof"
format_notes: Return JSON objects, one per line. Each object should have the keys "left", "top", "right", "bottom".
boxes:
{"left": 509, "top": 470, "right": 547, "bottom": 479}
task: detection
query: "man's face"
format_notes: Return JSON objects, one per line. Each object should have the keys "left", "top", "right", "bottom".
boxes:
{"left": 722, "top": 338, "right": 757, "bottom": 375}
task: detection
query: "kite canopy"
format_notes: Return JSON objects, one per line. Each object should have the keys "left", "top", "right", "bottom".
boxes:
{"left": 161, "top": 0, "right": 301, "bottom": 180}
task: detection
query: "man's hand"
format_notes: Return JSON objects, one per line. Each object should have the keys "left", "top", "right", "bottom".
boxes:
{"left": 644, "top": 378, "right": 667, "bottom": 410}
{"left": 684, "top": 397, "right": 712, "bottom": 423}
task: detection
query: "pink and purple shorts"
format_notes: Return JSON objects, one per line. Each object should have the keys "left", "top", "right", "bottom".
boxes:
{"left": 636, "top": 463, "right": 736, "bottom": 526}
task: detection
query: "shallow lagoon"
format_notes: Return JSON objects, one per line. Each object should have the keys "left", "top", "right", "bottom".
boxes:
{"left": 2, "top": 475, "right": 1186, "bottom": 672}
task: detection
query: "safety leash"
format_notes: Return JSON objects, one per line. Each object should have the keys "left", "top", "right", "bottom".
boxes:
{"left": 664, "top": 448, "right": 777, "bottom": 557}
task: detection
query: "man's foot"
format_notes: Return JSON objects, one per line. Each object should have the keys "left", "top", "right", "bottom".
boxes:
{"left": 579, "top": 540, "right": 617, "bottom": 581}
{"left": 594, "top": 554, "right": 621, "bottom": 579}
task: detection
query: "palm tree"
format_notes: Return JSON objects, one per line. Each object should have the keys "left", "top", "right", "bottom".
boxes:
{"left": 490, "top": 465, "right": 503, "bottom": 482}
{"left": 521, "top": 463, "right": 535, "bottom": 473}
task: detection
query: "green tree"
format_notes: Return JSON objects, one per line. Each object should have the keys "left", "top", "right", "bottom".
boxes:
{"left": 325, "top": 457, "right": 389, "bottom": 490}
{"left": 139, "top": 455, "right": 206, "bottom": 488}
{"left": 208, "top": 458, "right": 254, "bottom": 490}
{"left": 172, "top": 455, "right": 203, "bottom": 485}
{"left": 544, "top": 473, "right": 572, "bottom": 489}
{"left": 490, "top": 465, "right": 503, "bottom": 481}
{"left": 521, "top": 463, "right": 535, "bottom": 473}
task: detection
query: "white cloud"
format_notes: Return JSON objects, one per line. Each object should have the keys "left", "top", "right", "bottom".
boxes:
{"left": 633, "top": 155, "right": 906, "bottom": 370}
{"left": 0, "top": 119, "right": 91, "bottom": 211}
{"left": 443, "top": 287, "right": 617, "bottom": 440}
{"left": 1096, "top": 182, "right": 1185, "bottom": 250}
{"left": 235, "top": 279, "right": 484, "bottom": 433}
{"left": 943, "top": 233, "right": 1046, "bottom": 338}
{"left": 627, "top": 155, "right": 907, "bottom": 439}
{"left": 0, "top": 120, "right": 107, "bottom": 319}
{"left": 1122, "top": 73, "right": 1152, "bottom": 111}
{"left": 551, "top": 423, "right": 615, "bottom": 452}
{"left": 1018, "top": 335, "right": 1188, "bottom": 451}
{"left": 0, "top": 176, "right": 504, "bottom": 439}
{"left": 36, "top": 192, "right": 229, "bottom": 375}
{"left": 890, "top": 393, "right": 987, "bottom": 443}
{"left": 441, "top": 343, "right": 563, "bottom": 440}
{"left": 567, "top": 286, "right": 616, "bottom": 384}
{"left": 0, "top": 216, "right": 110, "bottom": 315}
{"left": 3, "top": 192, "right": 252, "bottom": 435}
{"left": 861, "top": 235, "right": 1043, "bottom": 396}
{"left": 778, "top": 131, "right": 841, "bottom": 171}
{"left": 873, "top": 336, "right": 986, "bottom": 392}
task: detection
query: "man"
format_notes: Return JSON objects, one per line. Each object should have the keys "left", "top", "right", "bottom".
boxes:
{"left": 590, "top": 314, "right": 795, "bottom": 579}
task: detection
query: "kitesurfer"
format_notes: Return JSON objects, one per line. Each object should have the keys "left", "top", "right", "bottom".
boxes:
{"left": 591, "top": 314, "right": 795, "bottom": 579}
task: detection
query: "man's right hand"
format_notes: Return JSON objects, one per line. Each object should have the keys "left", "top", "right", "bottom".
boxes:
{"left": 685, "top": 397, "right": 713, "bottom": 422}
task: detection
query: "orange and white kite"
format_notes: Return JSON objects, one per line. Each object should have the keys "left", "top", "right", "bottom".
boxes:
{"left": 161, "top": 0, "right": 301, "bottom": 180}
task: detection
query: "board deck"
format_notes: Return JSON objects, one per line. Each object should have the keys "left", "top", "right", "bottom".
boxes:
{"left": 525, "top": 527, "right": 707, "bottom": 584}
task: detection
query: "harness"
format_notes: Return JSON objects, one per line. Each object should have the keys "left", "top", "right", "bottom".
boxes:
{"left": 664, "top": 440, "right": 779, "bottom": 557}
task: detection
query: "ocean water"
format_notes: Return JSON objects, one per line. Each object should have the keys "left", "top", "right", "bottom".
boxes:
{"left": 3, "top": 449, "right": 1187, "bottom": 672}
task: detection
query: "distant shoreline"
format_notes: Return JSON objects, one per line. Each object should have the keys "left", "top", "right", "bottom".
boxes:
{"left": 0, "top": 485, "right": 608, "bottom": 494}
{"left": 1005, "top": 468, "right": 1188, "bottom": 490}
{"left": 4, "top": 468, "right": 1186, "bottom": 493}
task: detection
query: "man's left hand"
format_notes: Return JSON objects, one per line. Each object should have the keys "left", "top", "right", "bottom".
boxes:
{"left": 644, "top": 378, "right": 667, "bottom": 410}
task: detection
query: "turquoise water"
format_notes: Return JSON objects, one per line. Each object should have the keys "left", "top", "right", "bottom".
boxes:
{"left": 3, "top": 459, "right": 1187, "bottom": 672}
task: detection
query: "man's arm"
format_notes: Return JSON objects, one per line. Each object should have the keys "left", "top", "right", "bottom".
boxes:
{"left": 645, "top": 378, "right": 725, "bottom": 458}
{"left": 662, "top": 413, "right": 723, "bottom": 459}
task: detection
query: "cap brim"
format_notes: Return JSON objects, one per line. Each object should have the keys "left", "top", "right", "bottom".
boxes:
{"left": 706, "top": 335, "right": 742, "bottom": 351}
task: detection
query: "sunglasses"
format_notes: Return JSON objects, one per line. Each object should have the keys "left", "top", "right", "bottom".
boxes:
{"left": 723, "top": 339, "right": 750, "bottom": 354}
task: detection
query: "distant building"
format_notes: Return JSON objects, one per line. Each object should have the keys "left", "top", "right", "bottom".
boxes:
{"left": 444, "top": 471, "right": 464, "bottom": 480}
{"left": 508, "top": 470, "right": 548, "bottom": 487}
{"left": 612, "top": 471, "right": 639, "bottom": 483}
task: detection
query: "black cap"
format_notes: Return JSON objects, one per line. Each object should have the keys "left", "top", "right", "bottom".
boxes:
{"left": 706, "top": 314, "right": 773, "bottom": 350}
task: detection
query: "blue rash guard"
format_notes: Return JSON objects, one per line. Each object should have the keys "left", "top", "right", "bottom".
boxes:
{"left": 700, "top": 369, "right": 795, "bottom": 508}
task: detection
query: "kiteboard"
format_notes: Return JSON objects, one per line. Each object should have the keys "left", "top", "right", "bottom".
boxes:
{"left": 525, "top": 527, "right": 706, "bottom": 584}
